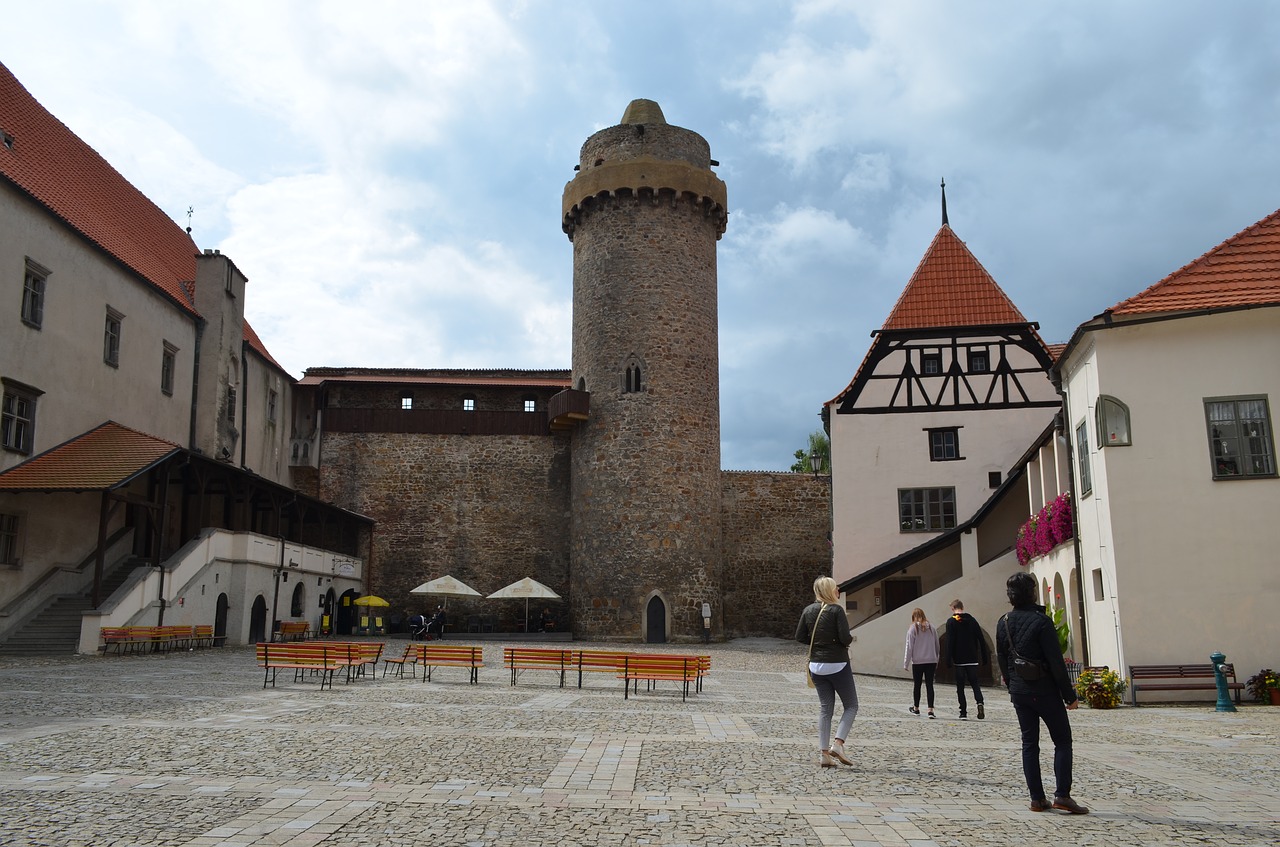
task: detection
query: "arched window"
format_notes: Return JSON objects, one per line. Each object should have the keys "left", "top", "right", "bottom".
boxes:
{"left": 290, "top": 582, "right": 305, "bottom": 617}
{"left": 623, "top": 358, "right": 645, "bottom": 394}
{"left": 1096, "top": 396, "right": 1131, "bottom": 446}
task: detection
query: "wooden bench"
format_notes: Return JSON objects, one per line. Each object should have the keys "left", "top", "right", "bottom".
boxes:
{"left": 572, "top": 649, "right": 632, "bottom": 688}
{"left": 382, "top": 644, "right": 420, "bottom": 679}
{"left": 504, "top": 647, "right": 574, "bottom": 687}
{"left": 1129, "top": 663, "right": 1243, "bottom": 706}
{"left": 413, "top": 643, "right": 483, "bottom": 684}
{"left": 193, "top": 624, "right": 216, "bottom": 648}
{"left": 619, "top": 653, "right": 703, "bottom": 701}
{"left": 274, "top": 621, "right": 311, "bottom": 642}
{"left": 315, "top": 640, "right": 384, "bottom": 682}
{"left": 255, "top": 642, "right": 343, "bottom": 690}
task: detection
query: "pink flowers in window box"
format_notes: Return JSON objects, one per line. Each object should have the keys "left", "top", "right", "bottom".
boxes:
{"left": 1016, "top": 493, "right": 1074, "bottom": 565}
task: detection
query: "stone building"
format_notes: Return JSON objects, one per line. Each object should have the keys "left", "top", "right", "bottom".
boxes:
{"left": 298, "top": 101, "right": 830, "bottom": 641}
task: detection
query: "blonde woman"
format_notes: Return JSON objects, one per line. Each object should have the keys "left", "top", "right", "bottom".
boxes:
{"left": 795, "top": 577, "right": 858, "bottom": 767}
{"left": 904, "top": 607, "right": 940, "bottom": 718}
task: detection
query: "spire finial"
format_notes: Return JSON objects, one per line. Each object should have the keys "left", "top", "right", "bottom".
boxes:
{"left": 940, "top": 179, "right": 949, "bottom": 227}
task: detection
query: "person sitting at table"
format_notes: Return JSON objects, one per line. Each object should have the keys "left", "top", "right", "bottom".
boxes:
{"left": 539, "top": 607, "right": 555, "bottom": 632}
{"left": 425, "top": 606, "right": 447, "bottom": 639}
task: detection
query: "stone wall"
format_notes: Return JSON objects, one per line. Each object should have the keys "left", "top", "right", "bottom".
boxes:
{"left": 317, "top": 431, "right": 572, "bottom": 631}
{"left": 721, "top": 471, "right": 831, "bottom": 638}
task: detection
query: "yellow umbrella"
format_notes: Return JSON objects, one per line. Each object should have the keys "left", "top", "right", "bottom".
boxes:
{"left": 353, "top": 595, "right": 390, "bottom": 607}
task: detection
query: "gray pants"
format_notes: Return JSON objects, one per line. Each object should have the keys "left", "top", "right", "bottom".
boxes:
{"left": 813, "top": 663, "right": 859, "bottom": 748}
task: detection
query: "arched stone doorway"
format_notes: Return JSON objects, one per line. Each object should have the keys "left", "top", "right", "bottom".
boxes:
{"left": 249, "top": 595, "right": 268, "bottom": 644}
{"left": 214, "top": 593, "right": 229, "bottom": 647}
{"left": 645, "top": 595, "right": 667, "bottom": 644}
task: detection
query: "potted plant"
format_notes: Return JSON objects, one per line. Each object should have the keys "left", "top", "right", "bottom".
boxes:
{"left": 1075, "top": 666, "right": 1127, "bottom": 709}
{"left": 1245, "top": 668, "right": 1280, "bottom": 705}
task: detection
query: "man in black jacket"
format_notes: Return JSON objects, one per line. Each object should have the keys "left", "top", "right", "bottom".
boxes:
{"left": 996, "top": 572, "right": 1088, "bottom": 814}
{"left": 942, "top": 599, "right": 990, "bottom": 719}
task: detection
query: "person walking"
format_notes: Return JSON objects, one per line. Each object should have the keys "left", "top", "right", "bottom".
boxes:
{"left": 996, "top": 572, "right": 1089, "bottom": 814}
{"left": 942, "top": 598, "right": 990, "bottom": 719}
{"left": 903, "top": 608, "right": 940, "bottom": 718}
{"left": 795, "top": 577, "right": 858, "bottom": 768}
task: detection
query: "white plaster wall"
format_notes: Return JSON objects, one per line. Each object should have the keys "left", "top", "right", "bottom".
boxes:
{"left": 0, "top": 186, "right": 196, "bottom": 469}
{"left": 1064, "top": 309, "right": 1280, "bottom": 684}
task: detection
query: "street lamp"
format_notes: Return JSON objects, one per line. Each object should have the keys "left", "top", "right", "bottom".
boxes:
{"left": 810, "top": 449, "right": 827, "bottom": 478}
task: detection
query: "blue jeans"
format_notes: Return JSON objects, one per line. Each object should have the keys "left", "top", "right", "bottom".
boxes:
{"left": 812, "top": 663, "right": 859, "bottom": 748}
{"left": 1011, "top": 692, "right": 1073, "bottom": 800}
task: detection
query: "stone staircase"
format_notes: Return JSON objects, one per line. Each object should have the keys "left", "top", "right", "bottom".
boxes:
{"left": 0, "top": 557, "right": 146, "bottom": 656}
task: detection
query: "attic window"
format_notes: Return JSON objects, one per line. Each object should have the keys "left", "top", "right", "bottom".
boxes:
{"left": 1, "top": 131, "right": 13, "bottom": 150}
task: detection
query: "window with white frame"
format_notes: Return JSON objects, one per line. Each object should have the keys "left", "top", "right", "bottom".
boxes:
{"left": 0, "top": 512, "right": 21, "bottom": 565}
{"left": 1, "top": 381, "right": 39, "bottom": 455}
{"left": 926, "top": 427, "right": 961, "bottom": 461}
{"left": 1075, "top": 420, "right": 1092, "bottom": 495}
{"left": 103, "top": 307, "right": 123, "bottom": 367}
{"left": 462, "top": 395, "right": 476, "bottom": 411}
{"left": 1205, "top": 396, "right": 1275, "bottom": 479}
{"left": 898, "top": 487, "right": 956, "bottom": 532}
{"left": 523, "top": 395, "right": 537, "bottom": 413}
{"left": 400, "top": 393, "right": 413, "bottom": 410}
{"left": 22, "top": 259, "right": 48, "bottom": 329}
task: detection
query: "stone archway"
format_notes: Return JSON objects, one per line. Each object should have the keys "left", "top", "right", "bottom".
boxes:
{"left": 248, "top": 595, "right": 268, "bottom": 644}
{"left": 645, "top": 594, "right": 667, "bottom": 644}
{"left": 214, "top": 593, "right": 229, "bottom": 647}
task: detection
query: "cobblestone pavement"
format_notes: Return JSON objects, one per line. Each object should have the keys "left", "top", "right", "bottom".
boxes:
{"left": 1, "top": 638, "right": 1276, "bottom": 846}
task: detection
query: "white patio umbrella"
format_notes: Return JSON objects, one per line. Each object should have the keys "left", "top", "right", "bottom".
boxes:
{"left": 409, "top": 574, "right": 481, "bottom": 609}
{"left": 486, "top": 577, "right": 561, "bottom": 630}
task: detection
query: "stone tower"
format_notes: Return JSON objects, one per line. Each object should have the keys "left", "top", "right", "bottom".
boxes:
{"left": 561, "top": 99, "right": 728, "bottom": 641}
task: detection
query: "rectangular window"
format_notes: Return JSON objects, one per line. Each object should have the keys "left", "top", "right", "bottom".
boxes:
{"left": 1092, "top": 568, "right": 1106, "bottom": 601}
{"left": 524, "top": 399, "right": 537, "bottom": 413}
{"left": 104, "top": 307, "right": 123, "bottom": 367}
{"left": 463, "top": 397, "right": 475, "bottom": 412}
{"left": 898, "top": 487, "right": 956, "bottom": 532}
{"left": 1075, "top": 420, "right": 1092, "bottom": 495}
{"left": 400, "top": 394, "right": 413, "bottom": 411}
{"left": 927, "top": 427, "right": 960, "bottom": 461}
{"left": 921, "top": 350, "right": 942, "bottom": 375}
{"left": 0, "top": 512, "right": 20, "bottom": 565}
{"left": 1, "top": 383, "right": 39, "bottom": 455}
{"left": 1206, "top": 396, "right": 1275, "bottom": 478}
{"left": 988, "top": 471, "right": 1002, "bottom": 488}
{"left": 969, "top": 348, "right": 989, "bottom": 373}
{"left": 267, "top": 389, "right": 278, "bottom": 424}
{"left": 226, "top": 387, "right": 237, "bottom": 423}
{"left": 22, "top": 259, "right": 49, "bottom": 329}
{"left": 160, "top": 342, "right": 177, "bottom": 396}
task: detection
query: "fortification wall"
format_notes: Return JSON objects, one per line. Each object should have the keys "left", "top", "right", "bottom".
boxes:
{"left": 721, "top": 471, "right": 831, "bottom": 638}
{"left": 318, "top": 432, "right": 572, "bottom": 630}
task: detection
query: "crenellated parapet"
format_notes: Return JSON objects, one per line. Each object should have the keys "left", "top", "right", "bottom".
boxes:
{"left": 562, "top": 101, "right": 727, "bottom": 241}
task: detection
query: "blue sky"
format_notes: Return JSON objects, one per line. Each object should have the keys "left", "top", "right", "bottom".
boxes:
{"left": 4, "top": 2, "right": 1278, "bottom": 470}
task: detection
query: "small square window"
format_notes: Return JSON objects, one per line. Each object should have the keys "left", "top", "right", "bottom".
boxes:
{"left": 462, "top": 396, "right": 475, "bottom": 412}
{"left": 1097, "top": 396, "right": 1131, "bottom": 446}
{"left": 988, "top": 471, "right": 1002, "bottom": 488}
{"left": 524, "top": 398, "right": 536, "bottom": 413}
{"left": 969, "top": 349, "right": 989, "bottom": 373}
{"left": 22, "top": 259, "right": 49, "bottom": 329}
{"left": 400, "top": 394, "right": 413, "bottom": 411}
{"left": 898, "top": 487, "right": 956, "bottom": 532}
{"left": 927, "top": 428, "right": 961, "bottom": 461}
{"left": 104, "top": 308, "right": 124, "bottom": 367}
{"left": 921, "top": 351, "right": 942, "bottom": 375}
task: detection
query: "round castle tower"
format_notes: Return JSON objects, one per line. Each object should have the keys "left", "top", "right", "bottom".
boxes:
{"left": 561, "top": 99, "right": 728, "bottom": 641}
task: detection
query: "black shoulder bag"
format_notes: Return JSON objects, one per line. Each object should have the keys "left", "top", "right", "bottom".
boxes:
{"left": 1001, "top": 614, "right": 1046, "bottom": 682}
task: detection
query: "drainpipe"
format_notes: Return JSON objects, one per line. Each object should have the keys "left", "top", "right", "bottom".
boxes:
{"left": 189, "top": 317, "right": 204, "bottom": 451}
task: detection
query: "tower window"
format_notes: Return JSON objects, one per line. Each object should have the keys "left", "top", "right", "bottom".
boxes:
{"left": 624, "top": 363, "right": 643, "bottom": 394}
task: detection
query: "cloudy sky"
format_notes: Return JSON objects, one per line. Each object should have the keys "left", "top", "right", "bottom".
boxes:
{"left": 4, "top": 2, "right": 1278, "bottom": 470}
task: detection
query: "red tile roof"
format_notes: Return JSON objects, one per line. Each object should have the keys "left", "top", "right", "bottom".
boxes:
{"left": 1109, "top": 207, "right": 1280, "bottom": 316}
{"left": 0, "top": 62, "right": 284, "bottom": 372}
{"left": 881, "top": 225, "right": 1030, "bottom": 331}
{"left": 0, "top": 421, "right": 180, "bottom": 491}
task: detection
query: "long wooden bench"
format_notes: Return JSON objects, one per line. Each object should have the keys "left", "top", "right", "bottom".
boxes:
{"left": 1130, "top": 663, "right": 1243, "bottom": 705}
{"left": 255, "top": 642, "right": 343, "bottom": 690}
{"left": 274, "top": 621, "right": 311, "bottom": 642}
{"left": 99, "top": 625, "right": 209, "bottom": 654}
{"left": 504, "top": 647, "right": 574, "bottom": 687}
{"left": 620, "top": 653, "right": 703, "bottom": 701}
{"left": 573, "top": 649, "right": 631, "bottom": 688}
{"left": 414, "top": 643, "right": 484, "bottom": 684}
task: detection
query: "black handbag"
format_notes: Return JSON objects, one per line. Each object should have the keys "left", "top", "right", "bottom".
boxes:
{"left": 1001, "top": 614, "right": 1046, "bottom": 681}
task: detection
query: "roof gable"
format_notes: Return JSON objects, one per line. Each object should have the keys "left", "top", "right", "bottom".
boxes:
{"left": 0, "top": 421, "right": 180, "bottom": 492}
{"left": 881, "top": 225, "right": 1029, "bottom": 332}
{"left": 1109, "top": 207, "right": 1280, "bottom": 316}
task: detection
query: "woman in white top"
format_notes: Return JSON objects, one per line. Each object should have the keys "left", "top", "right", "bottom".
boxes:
{"left": 904, "top": 607, "right": 940, "bottom": 718}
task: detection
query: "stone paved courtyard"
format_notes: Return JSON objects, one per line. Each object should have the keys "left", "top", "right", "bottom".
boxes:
{"left": 1, "top": 637, "right": 1276, "bottom": 846}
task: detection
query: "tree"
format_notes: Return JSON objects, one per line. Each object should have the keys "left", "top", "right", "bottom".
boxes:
{"left": 790, "top": 430, "right": 831, "bottom": 474}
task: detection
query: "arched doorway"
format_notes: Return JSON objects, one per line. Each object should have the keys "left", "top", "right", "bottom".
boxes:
{"left": 214, "top": 593, "right": 229, "bottom": 647}
{"left": 249, "top": 595, "right": 268, "bottom": 644}
{"left": 320, "top": 588, "right": 336, "bottom": 636}
{"left": 336, "top": 589, "right": 359, "bottom": 636}
{"left": 645, "top": 595, "right": 667, "bottom": 643}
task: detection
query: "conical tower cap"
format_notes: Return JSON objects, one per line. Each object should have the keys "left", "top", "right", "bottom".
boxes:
{"left": 621, "top": 99, "right": 666, "bottom": 125}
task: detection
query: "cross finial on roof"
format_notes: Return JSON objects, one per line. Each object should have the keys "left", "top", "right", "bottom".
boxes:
{"left": 186, "top": 206, "right": 194, "bottom": 235}
{"left": 940, "top": 178, "right": 949, "bottom": 227}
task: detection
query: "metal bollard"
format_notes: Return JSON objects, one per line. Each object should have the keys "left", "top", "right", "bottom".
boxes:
{"left": 1210, "top": 651, "right": 1238, "bottom": 712}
